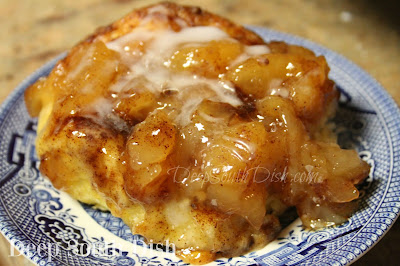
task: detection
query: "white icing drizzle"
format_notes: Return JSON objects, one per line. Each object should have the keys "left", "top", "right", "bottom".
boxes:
{"left": 230, "top": 44, "right": 270, "bottom": 67}
{"left": 67, "top": 45, "right": 96, "bottom": 81}
{"left": 104, "top": 25, "right": 270, "bottom": 126}
{"left": 146, "top": 4, "right": 171, "bottom": 15}
{"left": 175, "top": 97, "right": 204, "bottom": 126}
{"left": 268, "top": 79, "right": 290, "bottom": 98}
{"left": 270, "top": 87, "right": 290, "bottom": 98}
{"left": 198, "top": 111, "right": 225, "bottom": 123}
{"left": 85, "top": 98, "right": 130, "bottom": 132}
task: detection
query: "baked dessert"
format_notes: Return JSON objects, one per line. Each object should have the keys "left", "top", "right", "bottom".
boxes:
{"left": 24, "top": 2, "right": 370, "bottom": 264}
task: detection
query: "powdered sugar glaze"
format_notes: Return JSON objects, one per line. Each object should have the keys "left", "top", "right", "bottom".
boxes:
{"left": 101, "top": 13, "right": 270, "bottom": 126}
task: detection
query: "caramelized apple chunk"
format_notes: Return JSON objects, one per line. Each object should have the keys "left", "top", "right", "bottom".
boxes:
{"left": 127, "top": 111, "right": 176, "bottom": 168}
{"left": 125, "top": 110, "right": 177, "bottom": 202}
{"left": 168, "top": 40, "right": 243, "bottom": 78}
{"left": 227, "top": 46, "right": 336, "bottom": 124}
{"left": 114, "top": 87, "right": 156, "bottom": 123}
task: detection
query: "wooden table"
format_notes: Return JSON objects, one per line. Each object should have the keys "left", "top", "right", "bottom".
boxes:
{"left": 1, "top": 0, "right": 399, "bottom": 265}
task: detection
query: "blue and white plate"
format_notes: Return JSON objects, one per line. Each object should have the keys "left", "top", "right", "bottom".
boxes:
{"left": 1, "top": 27, "right": 399, "bottom": 266}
